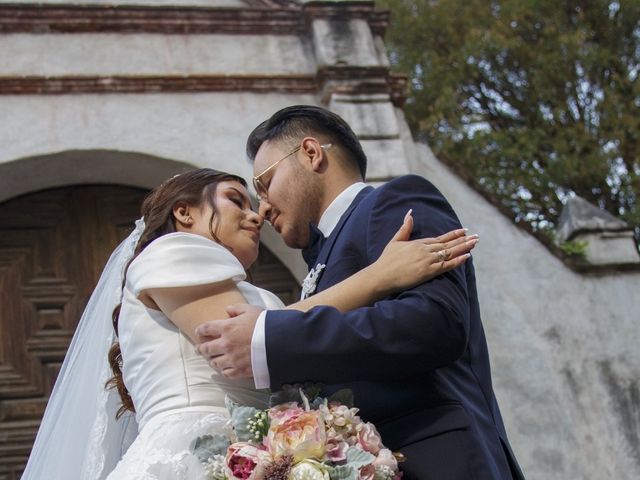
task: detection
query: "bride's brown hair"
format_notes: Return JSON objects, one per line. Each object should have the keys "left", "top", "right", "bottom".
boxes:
{"left": 106, "top": 168, "right": 247, "bottom": 418}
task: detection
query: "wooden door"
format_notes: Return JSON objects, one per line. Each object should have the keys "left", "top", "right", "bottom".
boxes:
{"left": 0, "top": 184, "right": 300, "bottom": 479}
{"left": 0, "top": 185, "right": 148, "bottom": 479}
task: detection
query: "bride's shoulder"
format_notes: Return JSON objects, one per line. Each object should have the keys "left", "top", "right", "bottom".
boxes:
{"left": 134, "top": 232, "right": 239, "bottom": 264}
{"left": 126, "top": 232, "right": 245, "bottom": 294}
{"left": 142, "top": 232, "right": 227, "bottom": 253}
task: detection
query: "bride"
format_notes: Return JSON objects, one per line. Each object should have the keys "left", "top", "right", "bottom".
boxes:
{"left": 22, "top": 168, "right": 476, "bottom": 479}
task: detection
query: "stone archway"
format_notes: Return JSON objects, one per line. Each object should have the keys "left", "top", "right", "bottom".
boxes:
{"left": 0, "top": 149, "right": 196, "bottom": 203}
{"left": 0, "top": 149, "right": 311, "bottom": 284}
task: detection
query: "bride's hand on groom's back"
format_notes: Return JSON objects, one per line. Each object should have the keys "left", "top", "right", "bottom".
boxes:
{"left": 368, "top": 210, "right": 479, "bottom": 296}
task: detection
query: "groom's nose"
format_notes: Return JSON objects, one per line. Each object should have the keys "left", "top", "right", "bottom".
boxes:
{"left": 258, "top": 199, "right": 272, "bottom": 221}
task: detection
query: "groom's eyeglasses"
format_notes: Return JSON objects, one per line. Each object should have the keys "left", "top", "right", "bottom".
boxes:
{"left": 252, "top": 143, "right": 332, "bottom": 202}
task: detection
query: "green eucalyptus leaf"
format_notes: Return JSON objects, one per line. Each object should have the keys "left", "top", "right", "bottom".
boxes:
{"left": 190, "top": 434, "right": 230, "bottom": 462}
{"left": 328, "top": 464, "right": 359, "bottom": 480}
{"left": 344, "top": 447, "right": 376, "bottom": 468}
{"left": 228, "top": 405, "right": 261, "bottom": 442}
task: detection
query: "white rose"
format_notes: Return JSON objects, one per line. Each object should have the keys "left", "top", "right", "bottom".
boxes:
{"left": 290, "top": 459, "right": 331, "bottom": 480}
{"left": 373, "top": 448, "right": 398, "bottom": 470}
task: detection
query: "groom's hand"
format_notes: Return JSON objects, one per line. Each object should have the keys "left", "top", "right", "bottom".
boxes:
{"left": 194, "top": 303, "right": 264, "bottom": 379}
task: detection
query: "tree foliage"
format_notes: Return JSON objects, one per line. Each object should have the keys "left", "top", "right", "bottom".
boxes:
{"left": 379, "top": 0, "right": 639, "bottom": 237}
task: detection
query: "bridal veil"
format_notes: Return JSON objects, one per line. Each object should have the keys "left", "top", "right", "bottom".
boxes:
{"left": 21, "top": 219, "right": 144, "bottom": 479}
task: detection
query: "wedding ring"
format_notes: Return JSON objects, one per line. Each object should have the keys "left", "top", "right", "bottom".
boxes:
{"left": 436, "top": 250, "right": 446, "bottom": 262}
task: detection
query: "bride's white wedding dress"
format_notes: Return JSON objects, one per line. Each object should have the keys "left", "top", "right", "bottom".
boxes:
{"left": 105, "top": 232, "right": 284, "bottom": 479}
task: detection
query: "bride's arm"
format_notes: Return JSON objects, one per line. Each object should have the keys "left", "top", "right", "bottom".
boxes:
{"left": 286, "top": 211, "right": 478, "bottom": 313}
{"left": 141, "top": 281, "right": 247, "bottom": 344}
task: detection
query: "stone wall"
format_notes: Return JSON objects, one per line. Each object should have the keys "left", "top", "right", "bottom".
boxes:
{"left": 412, "top": 137, "right": 640, "bottom": 480}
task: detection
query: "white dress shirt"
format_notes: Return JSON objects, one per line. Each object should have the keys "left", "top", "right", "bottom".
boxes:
{"left": 251, "top": 182, "right": 368, "bottom": 388}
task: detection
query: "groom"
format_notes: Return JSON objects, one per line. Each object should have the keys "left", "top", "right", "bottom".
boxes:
{"left": 196, "top": 105, "right": 524, "bottom": 479}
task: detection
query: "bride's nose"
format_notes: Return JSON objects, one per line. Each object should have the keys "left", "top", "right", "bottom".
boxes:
{"left": 248, "top": 210, "right": 264, "bottom": 229}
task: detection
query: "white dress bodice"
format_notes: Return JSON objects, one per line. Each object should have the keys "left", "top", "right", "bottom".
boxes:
{"left": 118, "top": 232, "right": 284, "bottom": 430}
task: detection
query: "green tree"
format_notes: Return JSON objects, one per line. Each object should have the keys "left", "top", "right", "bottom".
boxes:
{"left": 379, "top": 0, "right": 639, "bottom": 240}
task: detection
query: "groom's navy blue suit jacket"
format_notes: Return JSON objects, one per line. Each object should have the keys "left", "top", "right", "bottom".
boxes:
{"left": 264, "top": 175, "right": 524, "bottom": 479}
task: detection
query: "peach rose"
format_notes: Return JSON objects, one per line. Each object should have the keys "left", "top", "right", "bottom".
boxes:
{"left": 268, "top": 402, "right": 304, "bottom": 423}
{"left": 265, "top": 409, "right": 326, "bottom": 462}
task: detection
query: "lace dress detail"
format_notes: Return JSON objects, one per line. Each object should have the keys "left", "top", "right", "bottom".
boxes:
{"left": 105, "top": 233, "right": 284, "bottom": 479}
{"left": 107, "top": 409, "right": 230, "bottom": 480}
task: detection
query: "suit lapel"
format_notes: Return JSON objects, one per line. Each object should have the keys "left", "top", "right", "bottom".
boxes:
{"left": 313, "top": 186, "right": 374, "bottom": 284}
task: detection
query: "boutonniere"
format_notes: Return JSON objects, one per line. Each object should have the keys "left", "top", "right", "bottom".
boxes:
{"left": 301, "top": 263, "right": 326, "bottom": 299}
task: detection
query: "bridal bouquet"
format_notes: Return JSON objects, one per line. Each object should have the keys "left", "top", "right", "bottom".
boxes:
{"left": 191, "top": 388, "right": 402, "bottom": 480}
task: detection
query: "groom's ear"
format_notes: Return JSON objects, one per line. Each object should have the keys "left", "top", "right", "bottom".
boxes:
{"left": 173, "top": 202, "right": 194, "bottom": 228}
{"left": 301, "top": 137, "right": 327, "bottom": 173}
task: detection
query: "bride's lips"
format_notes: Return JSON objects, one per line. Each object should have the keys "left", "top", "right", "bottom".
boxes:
{"left": 241, "top": 226, "right": 260, "bottom": 242}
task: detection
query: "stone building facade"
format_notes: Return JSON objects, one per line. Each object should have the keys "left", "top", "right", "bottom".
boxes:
{"left": 0, "top": 1, "right": 638, "bottom": 479}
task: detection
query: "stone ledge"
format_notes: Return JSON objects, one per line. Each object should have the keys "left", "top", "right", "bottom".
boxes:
{"left": 0, "top": 4, "right": 303, "bottom": 34}
{"left": 0, "top": 74, "right": 318, "bottom": 94}
{"left": 0, "top": 1, "right": 388, "bottom": 35}
{"left": 317, "top": 66, "right": 407, "bottom": 106}
{"left": 304, "top": 2, "right": 389, "bottom": 37}
{"left": 557, "top": 196, "right": 640, "bottom": 270}
{"left": 0, "top": 70, "right": 406, "bottom": 105}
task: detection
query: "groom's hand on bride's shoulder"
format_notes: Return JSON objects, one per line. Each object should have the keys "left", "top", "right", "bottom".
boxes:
{"left": 194, "top": 303, "right": 264, "bottom": 379}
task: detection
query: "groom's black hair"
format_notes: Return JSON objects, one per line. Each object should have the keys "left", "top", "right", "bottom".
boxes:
{"left": 246, "top": 105, "right": 367, "bottom": 179}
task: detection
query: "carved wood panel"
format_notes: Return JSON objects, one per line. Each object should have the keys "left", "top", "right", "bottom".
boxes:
{"left": 0, "top": 184, "right": 300, "bottom": 479}
{"left": 0, "top": 185, "right": 148, "bottom": 479}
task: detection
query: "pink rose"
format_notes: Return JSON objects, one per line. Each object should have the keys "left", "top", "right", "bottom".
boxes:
{"left": 324, "top": 439, "right": 349, "bottom": 462}
{"left": 265, "top": 409, "right": 326, "bottom": 462}
{"left": 359, "top": 464, "right": 376, "bottom": 480}
{"left": 268, "top": 402, "right": 304, "bottom": 423}
{"left": 225, "top": 442, "right": 270, "bottom": 480}
{"left": 357, "top": 422, "right": 383, "bottom": 454}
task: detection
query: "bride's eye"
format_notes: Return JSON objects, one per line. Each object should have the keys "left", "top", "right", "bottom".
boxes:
{"left": 230, "top": 196, "right": 243, "bottom": 208}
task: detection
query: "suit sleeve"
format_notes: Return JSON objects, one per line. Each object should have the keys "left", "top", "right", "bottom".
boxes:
{"left": 265, "top": 175, "right": 471, "bottom": 389}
